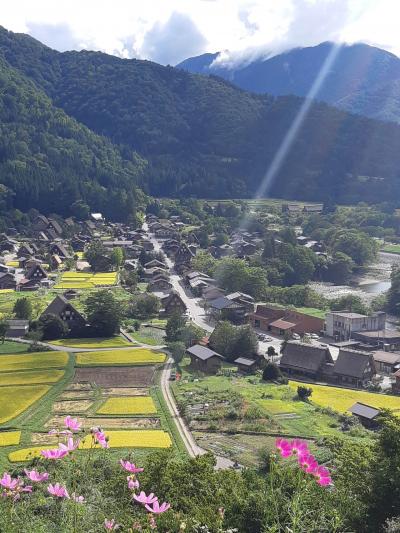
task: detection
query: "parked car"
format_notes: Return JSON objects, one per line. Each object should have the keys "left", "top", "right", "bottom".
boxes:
{"left": 264, "top": 336, "right": 273, "bottom": 342}
{"left": 292, "top": 333, "right": 301, "bottom": 340}
{"left": 310, "top": 333, "right": 319, "bottom": 339}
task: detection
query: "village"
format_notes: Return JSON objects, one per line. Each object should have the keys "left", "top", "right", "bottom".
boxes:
{"left": 0, "top": 203, "right": 399, "bottom": 467}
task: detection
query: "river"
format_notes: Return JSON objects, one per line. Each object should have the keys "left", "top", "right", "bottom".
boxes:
{"left": 310, "top": 251, "right": 400, "bottom": 305}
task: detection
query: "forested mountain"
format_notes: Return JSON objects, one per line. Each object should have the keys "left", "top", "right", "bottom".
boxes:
{"left": 0, "top": 47, "right": 146, "bottom": 220}
{"left": 178, "top": 42, "right": 400, "bottom": 125}
{"left": 2, "top": 28, "right": 400, "bottom": 205}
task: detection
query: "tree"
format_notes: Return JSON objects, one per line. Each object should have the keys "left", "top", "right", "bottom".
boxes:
{"left": 262, "top": 362, "right": 281, "bottom": 381}
{"left": 0, "top": 319, "right": 7, "bottom": 343}
{"left": 331, "top": 294, "right": 369, "bottom": 315}
{"left": 165, "top": 313, "right": 186, "bottom": 342}
{"left": 209, "top": 321, "right": 236, "bottom": 357}
{"left": 331, "top": 230, "right": 378, "bottom": 266}
{"left": 167, "top": 341, "right": 186, "bottom": 364}
{"left": 84, "top": 290, "right": 123, "bottom": 336}
{"left": 191, "top": 251, "right": 217, "bottom": 277}
{"left": 111, "top": 247, "right": 124, "bottom": 269}
{"left": 131, "top": 294, "right": 160, "bottom": 318}
{"left": 38, "top": 314, "right": 68, "bottom": 340}
{"left": 180, "top": 323, "right": 204, "bottom": 348}
{"left": 324, "top": 252, "right": 354, "bottom": 284}
{"left": 267, "top": 346, "right": 276, "bottom": 358}
{"left": 85, "top": 241, "right": 112, "bottom": 272}
{"left": 121, "top": 269, "right": 138, "bottom": 289}
{"left": 70, "top": 199, "right": 90, "bottom": 220}
{"left": 297, "top": 385, "right": 313, "bottom": 401}
{"left": 387, "top": 267, "right": 400, "bottom": 315}
{"left": 13, "top": 297, "right": 32, "bottom": 320}
{"left": 233, "top": 325, "right": 258, "bottom": 360}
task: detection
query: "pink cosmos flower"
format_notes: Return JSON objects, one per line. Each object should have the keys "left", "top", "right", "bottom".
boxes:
{"left": 290, "top": 439, "right": 309, "bottom": 456}
{"left": 145, "top": 500, "right": 171, "bottom": 514}
{"left": 64, "top": 415, "right": 81, "bottom": 432}
{"left": 127, "top": 477, "right": 140, "bottom": 491}
{"left": 71, "top": 492, "right": 85, "bottom": 504}
{"left": 104, "top": 519, "right": 120, "bottom": 530}
{"left": 94, "top": 430, "right": 109, "bottom": 448}
{"left": 48, "top": 428, "right": 72, "bottom": 437}
{"left": 24, "top": 469, "right": 49, "bottom": 483}
{"left": 0, "top": 473, "right": 19, "bottom": 490}
{"left": 133, "top": 491, "right": 158, "bottom": 505}
{"left": 47, "top": 483, "right": 70, "bottom": 499}
{"left": 275, "top": 438, "right": 292, "bottom": 457}
{"left": 120, "top": 459, "right": 144, "bottom": 474}
{"left": 314, "top": 465, "right": 332, "bottom": 486}
{"left": 298, "top": 453, "right": 318, "bottom": 474}
{"left": 41, "top": 448, "right": 69, "bottom": 460}
{"left": 59, "top": 437, "right": 80, "bottom": 453}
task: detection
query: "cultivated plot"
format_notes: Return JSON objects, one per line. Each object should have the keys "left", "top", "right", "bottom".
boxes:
{"left": 50, "top": 337, "right": 131, "bottom": 349}
{"left": 0, "top": 385, "right": 50, "bottom": 424}
{"left": 97, "top": 396, "right": 157, "bottom": 415}
{"left": 0, "top": 369, "right": 65, "bottom": 386}
{"left": 73, "top": 367, "right": 155, "bottom": 387}
{"left": 0, "top": 352, "right": 68, "bottom": 372}
{"left": 75, "top": 349, "right": 165, "bottom": 366}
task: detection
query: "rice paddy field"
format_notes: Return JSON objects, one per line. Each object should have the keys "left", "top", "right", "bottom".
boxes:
{"left": 0, "top": 385, "right": 50, "bottom": 423}
{"left": 0, "top": 352, "right": 68, "bottom": 372}
{"left": 50, "top": 337, "right": 131, "bottom": 349}
{"left": 0, "top": 431, "right": 21, "bottom": 446}
{"left": 54, "top": 271, "right": 118, "bottom": 289}
{"left": 75, "top": 349, "right": 166, "bottom": 366}
{"left": 0, "top": 369, "right": 65, "bottom": 386}
{"left": 97, "top": 396, "right": 157, "bottom": 415}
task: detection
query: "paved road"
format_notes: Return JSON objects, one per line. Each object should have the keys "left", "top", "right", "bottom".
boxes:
{"left": 160, "top": 356, "right": 236, "bottom": 469}
{"left": 146, "top": 228, "right": 214, "bottom": 333}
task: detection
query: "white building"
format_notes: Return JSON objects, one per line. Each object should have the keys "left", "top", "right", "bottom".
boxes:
{"left": 325, "top": 311, "right": 386, "bottom": 341}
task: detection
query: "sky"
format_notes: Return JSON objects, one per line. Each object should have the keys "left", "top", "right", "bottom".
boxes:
{"left": 0, "top": 0, "right": 399, "bottom": 66}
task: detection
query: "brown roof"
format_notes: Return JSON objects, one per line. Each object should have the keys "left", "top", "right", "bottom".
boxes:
{"left": 373, "top": 350, "right": 400, "bottom": 365}
{"left": 280, "top": 341, "right": 333, "bottom": 373}
{"left": 270, "top": 319, "right": 296, "bottom": 330}
{"left": 334, "top": 348, "right": 375, "bottom": 379}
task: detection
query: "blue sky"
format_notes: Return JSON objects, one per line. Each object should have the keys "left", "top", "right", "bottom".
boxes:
{"left": 0, "top": 0, "right": 398, "bottom": 65}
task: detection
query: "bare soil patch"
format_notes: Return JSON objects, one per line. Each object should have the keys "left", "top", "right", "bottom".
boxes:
{"left": 44, "top": 415, "right": 160, "bottom": 430}
{"left": 58, "top": 390, "right": 94, "bottom": 400}
{"left": 52, "top": 400, "right": 93, "bottom": 414}
{"left": 73, "top": 366, "right": 155, "bottom": 387}
{"left": 31, "top": 433, "right": 60, "bottom": 445}
{"left": 101, "top": 387, "right": 148, "bottom": 397}
{"left": 65, "top": 383, "right": 93, "bottom": 391}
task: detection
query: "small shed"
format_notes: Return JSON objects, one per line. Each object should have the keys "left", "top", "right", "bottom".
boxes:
{"left": 349, "top": 402, "right": 381, "bottom": 429}
{"left": 234, "top": 357, "right": 259, "bottom": 373}
{"left": 186, "top": 344, "right": 223, "bottom": 374}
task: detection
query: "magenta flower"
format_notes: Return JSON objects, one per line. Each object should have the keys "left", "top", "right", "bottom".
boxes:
{"left": 314, "top": 465, "right": 332, "bottom": 486}
{"left": 41, "top": 448, "right": 69, "bottom": 460}
{"left": 290, "top": 439, "right": 309, "bottom": 456}
{"left": 94, "top": 430, "right": 109, "bottom": 448}
{"left": 275, "top": 438, "right": 292, "bottom": 457}
{"left": 104, "top": 518, "right": 120, "bottom": 530}
{"left": 298, "top": 453, "right": 318, "bottom": 474}
{"left": 120, "top": 459, "right": 144, "bottom": 474}
{"left": 24, "top": 469, "right": 49, "bottom": 483}
{"left": 71, "top": 492, "right": 85, "bottom": 504}
{"left": 47, "top": 483, "right": 70, "bottom": 499}
{"left": 0, "top": 473, "right": 19, "bottom": 490}
{"left": 127, "top": 477, "right": 140, "bottom": 491}
{"left": 64, "top": 415, "right": 81, "bottom": 432}
{"left": 133, "top": 491, "right": 158, "bottom": 505}
{"left": 145, "top": 500, "right": 171, "bottom": 514}
{"left": 59, "top": 437, "right": 80, "bottom": 453}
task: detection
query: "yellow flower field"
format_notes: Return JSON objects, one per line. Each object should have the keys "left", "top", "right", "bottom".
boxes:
{"left": 0, "top": 369, "right": 65, "bottom": 386}
{"left": 8, "top": 430, "right": 172, "bottom": 461}
{"left": 5, "top": 261, "right": 18, "bottom": 267}
{"left": 0, "top": 385, "right": 50, "bottom": 424}
{"left": 289, "top": 381, "right": 400, "bottom": 413}
{"left": 97, "top": 396, "right": 157, "bottom": 415}
{"left": 0, "top": 352, "right": 68, "bottom": 372}
{"left": 76, "top": 349, "right": 166, "bottom": 366}
{"left": 50, "top": 337, "right": 131, "bottom": 349}
{"left": 0, "top": 431, "right": 21, "bottom": 446}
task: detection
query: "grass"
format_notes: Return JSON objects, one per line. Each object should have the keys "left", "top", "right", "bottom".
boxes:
{"left": 293, "top": 307, "right": 327, "bottom": 319}
{"left": 97, "top": 396, "right": 157, "bottom": 415}
{"left": 0, "top": 352, "right": 68, "bottom": 372}
{"left": 130, "top": 326, "right": 165, "bottom": 346}
{"left": 50, "top": 337, "right": 131, "bottom": 348}
{"left": 0, "top": 341, "right": 30, "bottom": 354}
{"left": 381, "top": 244, "right": 400, "bottom": 254}
{"left": 0, "top": 385, "right": 50, "bottom": 424}
{"left": 0, "top": 431, "right": 21, "bottom": 446}
{"left": 75, "top": 349, "right": 166, "bottom": 366}
{"left": 288, "top": 381, "right": 400, "bottom": 413}
{"left": 0, "top": 369, "right": 65, "bottom": 386}
{"left": 8, "top": 430, "right": 172, "bottom": 461}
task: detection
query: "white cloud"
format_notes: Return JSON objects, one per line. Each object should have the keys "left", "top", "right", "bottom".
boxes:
{"left": 0, "top": 0, "right": 399, "bottom": 65}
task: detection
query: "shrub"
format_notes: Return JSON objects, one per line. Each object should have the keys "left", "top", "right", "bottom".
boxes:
{"left": 297, "top": 385, "right": 313, "bottom": 401}
{"left": 262, "top": 362, "right": 282, "bottom": 381}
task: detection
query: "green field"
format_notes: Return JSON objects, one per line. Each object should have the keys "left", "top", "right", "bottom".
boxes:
{"left": 0, "top": 385, "right": 50, "bottom": 424}
{"left": 293, "top": 307, "right": 327, "bottom": 319}
{"left": 97, "top": 396, "right": 157, "bottom": 415}
{"left": 0, "top": 341, "right": 30, "bottom": 354}
{"left": 75, "top": 348, "right": 166, "bottom": 366}
{"left": 50, "top": 337, "right": 131, "bottom": 349}
{"left": 0, "top": 352, "right": 68, "bottom": 372}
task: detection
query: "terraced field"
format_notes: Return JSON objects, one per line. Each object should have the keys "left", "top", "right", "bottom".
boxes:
{"left": 50, "top": 337, "right": 132, "bottom": 348}
{"left": 0, "top": 385, "right": 50, "bottom": 423}
{"left": 0, "top": 369, "right": 65, "bottom": 386}
{"left": 0, "top": 352, "right": 68, "bottom": 372}
{"left": 97, "top": 396, "right": 157, "bottom": 415}
{"left": 54, "top": 271, "right": 118, "bottom": 289}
